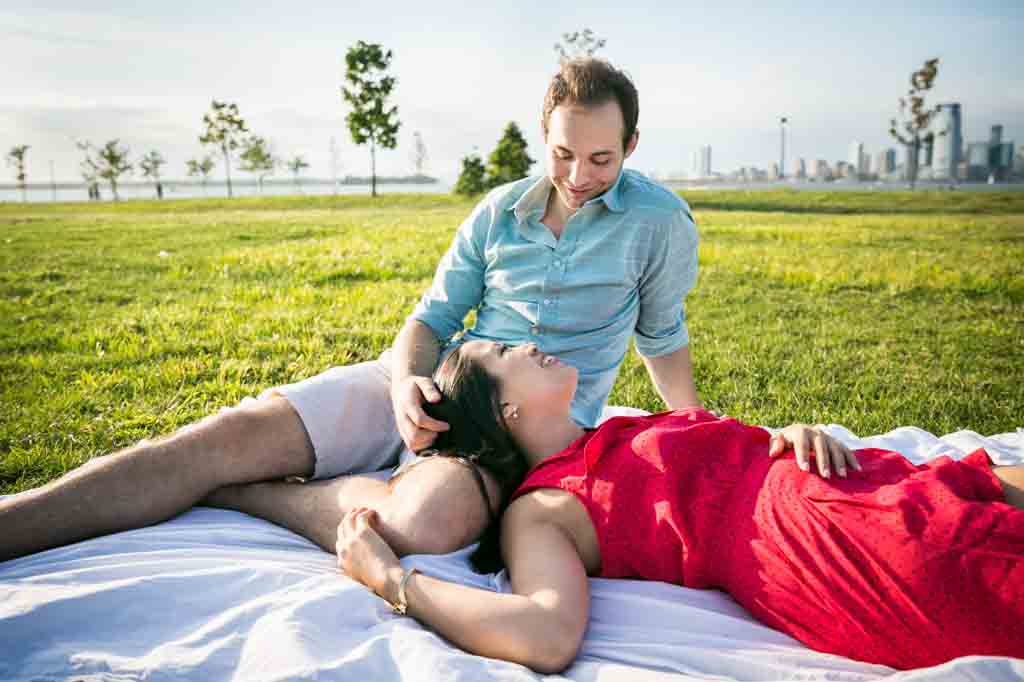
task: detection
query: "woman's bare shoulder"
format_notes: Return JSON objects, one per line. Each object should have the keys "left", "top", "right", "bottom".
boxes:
{"left": 502, "top": 488, "right": 601, "bottom": 574}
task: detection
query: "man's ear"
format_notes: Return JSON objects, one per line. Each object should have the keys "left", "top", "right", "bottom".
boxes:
{"left": 624, "top": 130, "right": 639, "bottom": 159}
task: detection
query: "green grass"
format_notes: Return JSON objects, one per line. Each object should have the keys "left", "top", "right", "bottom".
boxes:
{"left": 2, "top": 190, "right": 1022, "bottom": 493}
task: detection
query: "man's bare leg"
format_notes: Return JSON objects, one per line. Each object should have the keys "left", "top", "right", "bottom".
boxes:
{"left": 203, "top": 457, "right": 501, "bottom": 557}
{"left": 0, "top": 395, "right": 315, "bottom": 562}
{"left": 993, "top": 465, "right": 1024, "bottom": 510}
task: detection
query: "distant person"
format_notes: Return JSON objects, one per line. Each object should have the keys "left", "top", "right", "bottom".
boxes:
{"left": 1, "top": 58, "right": 848, "bottom": 563}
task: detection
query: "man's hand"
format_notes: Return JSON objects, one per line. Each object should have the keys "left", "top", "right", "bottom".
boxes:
{"left": 769, "top": 423, "right": 862, "bottom": 478}
{"left": 391, "top": 375, "right": 449, "bottom": 452}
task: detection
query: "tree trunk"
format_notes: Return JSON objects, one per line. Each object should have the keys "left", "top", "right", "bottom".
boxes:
{"left": 223, "top": 145, "right": 233, "bottom": 198}
{"left": 371, "top": 140, "right": 377, "bottom": 198}
{"left": 908, "top": 140, "right": 919, "bottom": 191}
{"left": 110, "top": 178, "right": 119, "bottom": 201}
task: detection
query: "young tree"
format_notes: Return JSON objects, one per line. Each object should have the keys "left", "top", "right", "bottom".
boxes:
{"left": 78, "top": 140, "right": 132, "bottom": 201}
{"left": 5, "top": 145, "right": 30, "bottom": 202}
{"left": 199, "top": 100, "right": 249, "bottom": 198}
{"left": 139, "top": 150, "right": 166, "bottom": 199}
{"left": 410, "top": 131, "right": 428, "bottom": 177}
{"left": 186, "top": 155, "right": 216, "bottom": 195}
{"left": 554, "top": 28, "right": 607, "bottom": 64}
{"left": 485, "top": 122, "right": 534, "bottom": 189}
{"left": 889, "top": 58, "right": 941, "bottom": 190}
{"left": 286, "top": 155, "right": 310, "bottom": 191}
{"left": 239, "top": 135, "right": 277, "bottom": 194}
{"left": 342, "top": 41, "right": 400, "bottom": 197}
{"left": 77, "top": 141, "right": 101, "bottom": 200}
{"left": 453, "top": 152, "right": 487, "bottom": 196}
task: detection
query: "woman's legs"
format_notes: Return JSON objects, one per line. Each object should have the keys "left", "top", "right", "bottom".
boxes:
{"left": 0, "top": 396, "right": 315, "bottom": 562}
{"left": 992, "top": 465, "right": 1024, "bottom": 510}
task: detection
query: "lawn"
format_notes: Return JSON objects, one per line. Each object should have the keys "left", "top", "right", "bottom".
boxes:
{"left": 1, "top": 189, "right": 1022, "bottom": 493}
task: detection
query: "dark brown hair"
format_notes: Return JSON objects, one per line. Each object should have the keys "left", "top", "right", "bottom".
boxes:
{"left": 420, "top": 345, "right": 530, "bottom": 573}
{"left": 542, "top": 58, "right": 639, "bottom": 150}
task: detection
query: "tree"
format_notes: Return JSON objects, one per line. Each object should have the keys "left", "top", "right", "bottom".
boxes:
{"left": 199, "top": 100, "right": 249, "bottom": 198}
{"left": 889, "top": 58, "right": 941, "bottom": 190}
{"left": 553, "top": 28, "right": 606, "bottom": 64}
{"left": 286, "top": 155, "right": 310, "bottom": 191}
{"left": 342, "top": 41, "right": 400, "bottom": 197}
{"left": 239, "top": 135, "right": 277, "bottom": 194}
{"left": 453, "top": 152, "right": 487, "bottom": 196}
{"left": 77, "top": 141, "right": 101, "bottom": 200}
{"left": 79, "top": 140, "right": 132, "bottom": 200}
{"left": 186, "top": 155, "right": 216, "bottom": 195}
{"left": 410, "top": 131, "right": 428, "bottom": 177}
{"left": 139, "top": 150, "right": 166, "bottom": 199}
{"left": 485, "top": 122, "right": 534, "bottom": 189}
{"left": 5, "top": 145, "right": 29, "bottom": 202}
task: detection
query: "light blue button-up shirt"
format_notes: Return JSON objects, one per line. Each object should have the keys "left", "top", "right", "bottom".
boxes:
{"left": 411, "top": 168, "right": 698, "bottom": 427}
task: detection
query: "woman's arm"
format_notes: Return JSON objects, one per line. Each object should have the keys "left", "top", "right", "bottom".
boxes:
{"left": 337, "top": 505, "right": 590, "bottom": 674}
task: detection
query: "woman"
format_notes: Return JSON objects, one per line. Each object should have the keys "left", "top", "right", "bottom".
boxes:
{"left": 337, "top": 340, "right": 1024, "bottom": 673}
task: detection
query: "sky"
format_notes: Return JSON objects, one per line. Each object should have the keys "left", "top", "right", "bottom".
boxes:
{"left": 2, "top": 1, "right": 1022, "bottom": 184}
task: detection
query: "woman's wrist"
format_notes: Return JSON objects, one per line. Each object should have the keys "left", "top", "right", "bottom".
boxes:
{"left": 380, "top": 564, "right": 407, "bottom": 605}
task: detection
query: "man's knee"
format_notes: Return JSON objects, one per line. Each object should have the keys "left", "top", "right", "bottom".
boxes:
{"left": 377, "top": 458, "right": 498, "bottom": 556}
{"left": 175, "top": 394, "right": 316, "bottom": 485}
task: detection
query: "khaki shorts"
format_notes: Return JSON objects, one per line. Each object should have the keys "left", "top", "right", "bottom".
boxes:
{"left": 255, "top": 349, "right": 416, "bottom": 480}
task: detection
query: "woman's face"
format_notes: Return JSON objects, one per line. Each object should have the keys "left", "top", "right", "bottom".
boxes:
{"left": 458, "top": 341, "right": 577, "bottom": 418}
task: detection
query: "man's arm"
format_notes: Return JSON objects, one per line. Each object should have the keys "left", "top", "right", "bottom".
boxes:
{"left": 640, "top": 344, "right": 702, "bottom": 410}
{"left": 389, "top": 319, "right": 449, "bottom": 452}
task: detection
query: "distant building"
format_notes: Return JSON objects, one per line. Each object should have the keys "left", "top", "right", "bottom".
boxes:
{"left": 875, "top": 148, "right": 896, "bottom": 176}
{"left": 966, "top": 142, "right": 990, "bottom": 181}
{"left": 769, "top": 162, "right": 780, "bottom": 180}
{"left": 690, "top": 145, "right": 712, "bottom": 179}
{"left": 848, "top": 141, "right": 866, "bottom": 177}
{"left": 930, "top": 103, "right": 962, "bottom": 181}
{"left": 813, "top": 159, "right": 831, "bottom": 181}
{"left": 792, "top": 158, "right": 806, "bottom": 179}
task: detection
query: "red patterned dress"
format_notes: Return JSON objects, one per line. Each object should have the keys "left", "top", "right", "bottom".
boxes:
{"left": 512, "top": 408, "right": 1024, "bottom": 669}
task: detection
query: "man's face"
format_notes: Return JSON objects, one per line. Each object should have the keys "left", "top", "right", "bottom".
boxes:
{"left": 544, "top": 100, "right": 638, "bottom": 212}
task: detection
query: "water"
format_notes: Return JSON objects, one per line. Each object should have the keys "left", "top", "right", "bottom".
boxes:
{"left": 0, "top": 180, "right": 451, "bottom": 203}
{"left": 1, "top": 178, "right": 1021, "bottom": 204}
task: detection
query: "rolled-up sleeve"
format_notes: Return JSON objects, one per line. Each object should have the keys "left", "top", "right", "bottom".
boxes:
{"left": 408, "top": 201, "right": 489, "bottom": 343}
{"left": 634, "top": 206, "right": 699, "bottom": 357}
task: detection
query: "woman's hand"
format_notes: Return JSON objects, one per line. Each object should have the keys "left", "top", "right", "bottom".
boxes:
{"left": 769, "top": 424, "right": 861, "bottom": 478}
{"left": 336, "top": 507, "right": 403, "bottom": 601}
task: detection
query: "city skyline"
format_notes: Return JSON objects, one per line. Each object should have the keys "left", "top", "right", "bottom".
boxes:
{"left": 2, "top": 1, "right": 1021, "bottom": 184}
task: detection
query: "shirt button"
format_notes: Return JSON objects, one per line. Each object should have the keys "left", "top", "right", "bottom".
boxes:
{"left": 530, "top": 325, "right": 539, "bottom": 335}
{"left": 544, "top": 299, "right": 553, "bottom": 305}
{"left": 553, "top": 259, "right": 562, "bottom": 267}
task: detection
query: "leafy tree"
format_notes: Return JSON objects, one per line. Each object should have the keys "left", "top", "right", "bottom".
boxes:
{"left": 453, "top": 152, "right": 487, "bottom": 196}
{"left": 186, "top": 155, "right": 216, "bottom": 195}
{"left": 889, "top": 58, "right": 941, "bottom": 190}
{"left": 342, "top": 41, "right": 400, "bottom": 197}
{"left": 554, "top": 28, "right": 606, "bottom": 64}
{"left": 79, "top": 140, "right": 132, "bottom": 200}
{"left": 5, "top": 145, "right": 29, "bottom": 202}
{"left": 239, "top": 135, "right": 277, "bottom": 194}
{"left": 77, "top": 141, "right": 101, "bottom": 200}
{"left": 139, "top": 150, "right": 166, "bottom": 199}
{"left": 287, "top": 155, "right": 310, "bottom": 190}
{"left": 410, "top": 131, "right": 428, "bottom": 176}
{"left": 199, "top": 100, "right": 249, "bottom": 198}
{"left": 485, "top": 122, "right": 534, "bottom": 189}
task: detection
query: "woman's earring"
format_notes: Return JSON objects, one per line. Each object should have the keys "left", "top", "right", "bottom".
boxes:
{"left": 503, "top": 403, "right": 519, "bottom": 421}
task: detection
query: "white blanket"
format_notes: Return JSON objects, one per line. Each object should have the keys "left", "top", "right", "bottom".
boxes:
{"left": 2, "top": 412, "right": 1023, "bottom": 681}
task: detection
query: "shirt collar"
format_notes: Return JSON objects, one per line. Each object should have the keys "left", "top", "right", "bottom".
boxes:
{"left": 509, "top": 170, "right": 628, "bottom": 225}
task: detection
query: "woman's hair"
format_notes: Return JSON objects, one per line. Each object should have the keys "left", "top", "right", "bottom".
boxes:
{"left": 419, "top": 344, "right": 530, "bottom": 573}
{"left": 542, "top": 58, "right": 639, "bottom": 150}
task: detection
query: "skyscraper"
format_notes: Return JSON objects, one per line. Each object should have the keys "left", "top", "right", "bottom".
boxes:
{"left": 848, "top": 142, "right": 866, "bottom": 177}
{"left": 930, "top": 103, "right": 962, "bottom": 181}
{"left": 690, "top": 145, "right": 712, "bottom": 179}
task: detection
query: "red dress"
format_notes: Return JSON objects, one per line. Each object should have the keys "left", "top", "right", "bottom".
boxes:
{"left": 511, "top": 408, "right": 1024, "bottom": 669}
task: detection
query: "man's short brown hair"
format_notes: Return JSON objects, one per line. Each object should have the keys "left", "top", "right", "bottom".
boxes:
{"left": 542, "top": 59, "right": 639, "bottom": 150}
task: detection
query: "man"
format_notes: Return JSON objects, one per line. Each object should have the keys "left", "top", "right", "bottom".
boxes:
{"left": 1, "top": 59, "right": 843, "bottom": 562}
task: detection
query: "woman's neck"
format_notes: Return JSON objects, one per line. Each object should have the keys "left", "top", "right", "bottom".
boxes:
{"left": 516, "top": 414, "right": 586, "bottom": 469}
